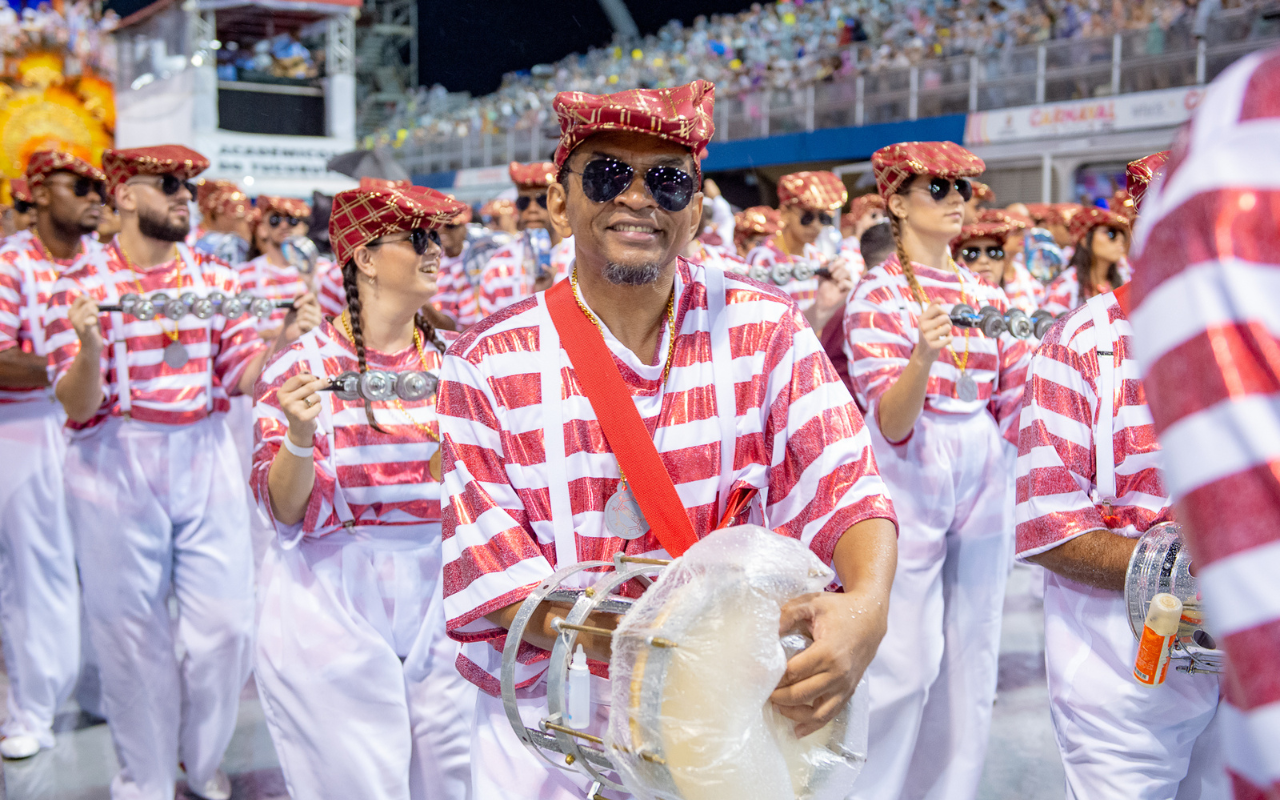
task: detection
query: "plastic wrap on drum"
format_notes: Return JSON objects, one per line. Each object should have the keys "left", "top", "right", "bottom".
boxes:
{"left": 605, "top": 525, "right": 870, "bottom": 800}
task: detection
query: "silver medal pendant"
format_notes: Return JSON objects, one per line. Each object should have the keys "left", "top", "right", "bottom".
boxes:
{"left": 163, "top": 340, "right": 189, "bottom": 370}
{"left": 605, "top": 482, "right": 650, "bottom": 540}
{"left": 957, "top": 372, "right": 978, "bottom": 402}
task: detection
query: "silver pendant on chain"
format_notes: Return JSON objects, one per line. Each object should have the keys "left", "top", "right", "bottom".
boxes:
{"left": 163, "top": 340, "right": 189, "bottom": 370}
{"left": 604, "top": 482, "right": 650, "bottom": 540}
{"left": 957, "top": 372, "right": 978, "bottom": 402}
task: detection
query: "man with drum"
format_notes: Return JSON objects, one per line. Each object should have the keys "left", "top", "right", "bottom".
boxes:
{"left": 746, "top": 169, "right": 847, "bottom": 313}
{"left": 436, "top": 79, "right": 898, "bottom": 799}
{"left": 1013, "top": 152, "right": 1224, "bottom": 798}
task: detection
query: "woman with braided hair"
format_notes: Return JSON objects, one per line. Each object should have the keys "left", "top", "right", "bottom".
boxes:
{"left": 843, "top": 142, "right": 1031, "bottom": 800}
{"left": 250, "top": 184, "right": 472, "bottom": 800}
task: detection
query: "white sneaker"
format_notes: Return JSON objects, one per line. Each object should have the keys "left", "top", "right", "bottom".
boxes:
{"left": 189, "top": 769, "right": 232, "bottom": 800}
{"left": 0, "top": 734, "right": 42, "bottom": 759}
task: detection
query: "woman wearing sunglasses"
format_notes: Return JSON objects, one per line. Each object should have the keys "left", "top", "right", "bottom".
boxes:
{"left": 1041, "top": 206, "right": 1130, "bottom": 316}
{"left": 251, "top": 185, "right": 472, "bottom": 800}
{"left": 953, "top": 212, "right": 1043, "bottom": 315}
{"left": 239, "top": 196, "right": 312, "bottom": 335}
{"left": 844, "top": 142, "right": 1031, "bottom": 800}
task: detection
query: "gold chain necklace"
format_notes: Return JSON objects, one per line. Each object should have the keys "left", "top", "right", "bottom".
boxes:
{"left": 338, "top": 310, "right": 439, "bottom": 443}
{"left": 569, "top": 267, "right": 678, "bottom": 385}
{"left": 903, "top": 255, "right": 972, "bottom": 375}
{"left": 119, "top": 242, "right": 183, "bottom": 345}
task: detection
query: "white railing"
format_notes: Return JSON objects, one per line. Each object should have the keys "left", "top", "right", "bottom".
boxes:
{"left": 389, "top": 6, "right": 1279, "bottom": 175}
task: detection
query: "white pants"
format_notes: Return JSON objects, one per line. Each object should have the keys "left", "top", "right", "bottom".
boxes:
{"left": 65, "top": 416, "right": 255, "bottom": 800}
{"left": 0, "top": 401, "right": 79, "bottom": 746}
{"left": 1044, "top": 574, "right": 1226, "bottom": 799}
{"left": 228, "top": 394, "right": 274, "bottom": 570}
{"left": 472, "top": 685, "right": 615, "bottom": 800}
{"left": 850, "top": 411, "right": 1012, "bottom": 800}
{"left": 255, "top": 527, "right": 473, "bottom": 800}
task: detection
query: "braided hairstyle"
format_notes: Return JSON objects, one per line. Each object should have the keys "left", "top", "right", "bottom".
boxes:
{"left": 886, "top": 175, "right": 927, "bottom": 306}
{"left": 340, "top": 251, "right": 447, "bottom": 434}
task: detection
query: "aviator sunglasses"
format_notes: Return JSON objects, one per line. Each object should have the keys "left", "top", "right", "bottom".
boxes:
{"left": 960, "top": 245, "right": 1005, "bottom": 262}
{"left": 373, "top": 228, "right": 441, "bottom": 255}
{"left": 918, "top": 177, "right": 973, "bottom": 203}
{"left": 269, "top": 214, "right": 303, "bottom": 228}
{"left": 515, "top": 194, "right": 548, "bottom": 211}
{"left": 565, "top": 156, "right": 696, "bottom": 212}
{"left": 132, "top": 174, "right": 198, "bottom": 198}
{"left": 799, "top": 210, "right": 834, "bottom": 227}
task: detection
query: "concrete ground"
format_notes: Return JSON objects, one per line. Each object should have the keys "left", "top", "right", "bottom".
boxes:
{"left": 0, "top": 563, "right": 1064, "bottom": 799}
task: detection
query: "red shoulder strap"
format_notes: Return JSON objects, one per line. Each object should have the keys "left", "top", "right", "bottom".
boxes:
{"left": 545, "top": 279, "right": 699, "bottom": 557}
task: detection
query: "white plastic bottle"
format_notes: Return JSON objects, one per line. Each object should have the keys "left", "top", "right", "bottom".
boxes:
{"left": 568, "top": 644, "right": 592, "bottom": 730}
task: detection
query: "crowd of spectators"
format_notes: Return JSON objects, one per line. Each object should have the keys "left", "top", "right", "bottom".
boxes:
{"left": 373, "top": 0, "right": 1256, "bottom": 145}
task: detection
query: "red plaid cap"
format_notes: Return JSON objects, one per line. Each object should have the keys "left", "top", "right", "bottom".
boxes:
{"left": 329, "top": 185, "right": 467, "bottom": 265}
{"left": 209, "top": 186, "right": 252, "bottom": 220}
{"left": 952, "top": 218, "right": 1022, "bottom": 252}
{"left": 871, "top": 141, "right": 985, "bottom": 201}
{"left": 26, "top": 150, "right": 105, "bottom": 190}
{"left": 843, "top": 194, "right": 885, "bottom": 227}
{"left": 257, "top": 195, "right": 311, "bottom": 219}
{"left": 102, "top": 145, "right": 208, "bottom": 193}
{"left": 971, "top": 180, "right": 995, "bottom": 203}
{"left": 778, "top": 171, "right": 848, "bottom": 210}
{"left": 733, "top": 205, "right": 780, "bottom": 244}
{"left": 359, "top": 177, "right": 412, "bottom": 191}
{"left": 1126, "top": 151, "right": 1170, "bottom": 212}
{"left": 1068, "top": 205, "right": 1129, "bottom": 245}
{"left": 978, "top": 208, "right": 1030, "bottom": 230}
{"left": 552, "top": 79, "right": 716, "bottom": 169}
{"left": 1111, "top": 189, "right": 1136, "bottom": 221}
{"left": 509, "top": 161, "right": 557, "bottom": 190}
{"left": 196, "top": 179, "right": 239, "bottom": 212}
{"left": 445, "top": 195, "right": 473, "bottom": 224}
{"left": 481, "top": 198, "right": 515, "bottom": 218}
{"left": 1023, "top": 202, "right": 1051, "bottom": 224}
{"left": 10, "top": 179, "right": 31, "bottom": 203}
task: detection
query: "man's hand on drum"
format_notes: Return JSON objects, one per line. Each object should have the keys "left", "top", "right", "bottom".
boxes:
{"left": 769, "top": 518, "right": 897, "bottom": 737}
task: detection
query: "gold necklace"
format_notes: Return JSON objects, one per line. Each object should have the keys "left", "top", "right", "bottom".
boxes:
{"left": 569, "top": 267, "right": 678, "bottom": 385}
{"left": 119, "top": 242, "right": 183, "bottom": 345}
{"left": 338, "top": 310, "right": 440, "bottom": 443}
{"left": 903, "top": 255, "right": 972, "bottom": 375}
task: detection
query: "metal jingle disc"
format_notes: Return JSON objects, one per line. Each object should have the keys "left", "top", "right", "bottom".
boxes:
{"left": 221, "top": 297, "right": 245, "bottom": 319}
{"left": 359, "top": 370, "right": 397, "bottom": 402}
{"left": 236, "top": 290, "right": 256, "bottom": 306}
{"left": 249, "top": 297, "right": 276, "bottom": 320}
{"left": 748, "top": 264, "right": 770, "bottom": 283}
{"left": 604, "top": 483, "right": 650, "bottom": 540}
{"left": 180, "top": 292, "right": 199, "bottom": 308}
{"left": 163, "top": 340, "right": 189, "bottom": 370}
{"left": 133, "top": 300, "right": 158, "bottom": 321}
{"left": 191, "top": 298, "right": 216, "bottom": 320}
{"left": 163, "top": 298, "right": 188, "bottom": 320}
{"left": 396, "top": 370, "right": 437, "bottom": 402}
{"left": 118, "top": 293, "right": 140, "bottom": 315}
{"left": 769, "top": 263, "right": 794, "bottom": 285}
{"left": 332, "top": 371, "right": 361, "bottom": 401}
{"left": 957, "top": 372, "right": 979, "bottom": 402}
{"left": 791, "top": 260, "right": 817, "bottom": 282}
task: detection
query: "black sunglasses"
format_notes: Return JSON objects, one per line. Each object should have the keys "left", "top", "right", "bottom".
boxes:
{"left": 1103, "top": 227, "right": 1126, "bottom": 240}
{"left": 800, "top": 211, "right": 834, "bottom": 227}
{"left": 922, "top": 177, "right": 973, "bottom": 203}
{"left": 515, "top": 194, "right": 548, "bottom": 211}
{"left": 158, "top": 174, "right": 198, "bottom": 197}
{"left": 566, "top": 157, "right": 695, "bottom": 213}
{"left": 50, "top": 176, "right": 105, "bottom": 198}
{"left": 269, "top": 214, "right": 302, "bottom": 228}
{"left": 960, "top": 245, "right": 1005, "bottom": 261}
{"left": 374, "top": 228, "right": 441, "bottom": 255}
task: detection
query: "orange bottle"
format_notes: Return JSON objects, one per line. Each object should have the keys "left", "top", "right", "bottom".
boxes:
{"left": 1134, "top": 593, "right": 1182, "bottom": 686}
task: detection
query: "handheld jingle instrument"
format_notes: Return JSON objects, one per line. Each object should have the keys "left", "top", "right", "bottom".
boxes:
{"left": 318, "top": 369, "right": 439, "bottom": 403}
{"left": 1030, "top": 308, "right": 1060, "bottom": 339}
{"left": 500, "top": 525, "right": 870, "bottom": 800}
{"left": 98, "top": 290, "right": 297, "bottom": 322}
{"left": 1124, "top": 522, "right": 1223, "bottom": 676}
{"left": 281, "top": 235, "right": 321, "bottom": 276}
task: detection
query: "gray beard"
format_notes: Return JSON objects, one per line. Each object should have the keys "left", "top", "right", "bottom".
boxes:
{"left": 137, "top": 207, "right": 189, "bottom": 242}
{"left": 602, "top": 261, "right": 662, "bottom": 286}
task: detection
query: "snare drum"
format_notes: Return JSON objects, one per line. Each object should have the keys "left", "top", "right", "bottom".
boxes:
{"left": 1124, "top": 522, "right": 1223, "bottom": 675}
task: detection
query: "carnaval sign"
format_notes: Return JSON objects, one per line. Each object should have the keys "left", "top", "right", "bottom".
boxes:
{"left": 963, "top": 86, "right": 1205, "bottom": 145}
{"left": 0, "top": 3, "right": 116, "bottom": 185}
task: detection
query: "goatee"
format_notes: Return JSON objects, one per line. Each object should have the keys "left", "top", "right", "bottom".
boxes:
{"left": 138, "top": 207, "right": 190, "bottom": 242}
{"left": 602, "top": 261, "right": 662, "bottom": 286}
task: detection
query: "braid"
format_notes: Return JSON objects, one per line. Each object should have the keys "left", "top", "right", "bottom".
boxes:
{"left": 888, "top": 212, "right": 925, "bottom": 306}
{"left": 414, "top": 310, "right": 446, "bottom": 355}
{"left": 341, "top": 259, "right": 388, "bottom": 433}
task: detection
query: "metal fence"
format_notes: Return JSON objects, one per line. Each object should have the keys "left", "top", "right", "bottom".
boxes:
{"left": 391, "top": 6, "right": 1280, "bottom": 176}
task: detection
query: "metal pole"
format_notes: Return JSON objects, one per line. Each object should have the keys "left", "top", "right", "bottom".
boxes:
{"left": 805, "top": 84, "right": 815, "bottom": 132}
{"left": 483, "top": 132, "right": 493, "bottom": 167}
{"left": 855, "top": 75, "right": 865, "bottom": 126}
{"left": 506, "top": 128, "right": 515, "bottom": 164}
{"left": 717, "top": 101, "right": 728, "bottom": 142}
{"left": 760, "top": 91, "right": 770, "bottom": 138}
{"left": 1041, "top": 152, "right": 1053, "bottom": 204}
{"left": 1036, "top": 45, "right": 1046, "bottom": 104}
{"left": 1111, "top": 33, "right": 1122, "bottom": 95}
{"left": 909, "top": 66, "right": 919, "bottom": 120}
{"left": 1196, "top": 39, "right": 1207, "bottom": 84}
{"left": 969, "top": 55, "right": 979, "bottom": 112}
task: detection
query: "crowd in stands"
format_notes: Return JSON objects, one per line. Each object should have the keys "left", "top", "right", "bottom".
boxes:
{"left": 372, "top": 0, "right": 1253, "bottom": 144}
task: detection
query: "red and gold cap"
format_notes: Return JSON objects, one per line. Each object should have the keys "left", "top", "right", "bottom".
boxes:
{"left": 971, "top": 180, "right": 995, "bottom": 203}
{"left": 978, "top": 208, "right": 1030, "bottom": 230}
{"left": 871, "top": 141, "right": 985, "bottom": 202}
{"left": 952, "top": 217, "right": 1023, "bottom": 251}
{"left": 1111, "top": 189, "right": 1136, "bottom": 221}
{"left": 10, "top": 179, "right": 31, "bottom": 203}
{"left": 1125, "top": 151, "right": 1171, "bottom": 212}
{"left": 196, "top": 179, "right": 239, "bottom": 212}
{"left": 843, "top": 194, "right": 885, "bottom": 228}
{"left": 552, "top": 79, "right": 716, "bottom": 170}
{"left": 26, "top": 150, "right": 105, "bottom": 190}
{"left": 733, "top": 205, "right": 780, "bottom": 245}
{"left": 329, "top": 185, "right": 467, "bottom": 265}
{"left": 445, "top": 194, "right": 473, "bottom": 225}
{"left": 209, "top": 186, "right": 252, "bottom": 220}
{"left": 481, "top": 198, "right": 515, "bottom": 218}
{"left": 359, "top": 177, "right": 412, "bottom": 192}
{"left": 102, "top": 145, "right": 208, "bottom": 193}
{"left": 508, "top": 161, "right": 557, "bottom": 190}
{"left": 1068, "top": 205, "right": 1129, "bottom": 245}
{"left": 257, "top": 195, "right": 311, "bottom": 220}
{"left": 777, "top": 171, "right": 848, "bottom": 211}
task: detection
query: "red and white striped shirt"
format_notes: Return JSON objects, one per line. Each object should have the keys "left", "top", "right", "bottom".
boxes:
{"left": 315, "top": 258, "right": 346, "bottom": 319}
{"left": 1042, "top": 261, "right": 1133, "bottom": 316}
{"left": 252, "top": 320, "right": 453, "bottom": 540}
{"left": 476, "top": 234, "right": 573, "bottom": 319}
{"left": 0, "top": 231, "right": 100, "bottom": 404}
{"left": 839, "top": 236, "right": 868, "bottom": 282}
{"left": 843, "top": 254, "right": 1031, "bottom": 439}
{"left": 437, "top": 256, "right": 897, "bottom": 694}
{"left": 237, "top": 255, "right": 308, "bottom": 330}
{"left": 1003, "top": 258, "right": 1044, "bottom": 314}
{"left": 1014, "top": 288, "right": 1171, "bottom": 558}
{"left": 45, "top": 240, "right": 266, "bottom": 432}
{"left": 432, "top": 248, "right": 480, "bottom": 327}
{"left": 1129, "top": 46, "right": 1280, "bottom": 800}
{"left": 746, "top": 234, "right": 820, "bottom": 311}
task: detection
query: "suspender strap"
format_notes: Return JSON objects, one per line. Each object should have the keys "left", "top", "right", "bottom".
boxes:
{"left": 705, "top": 265, "right": 738, "bottom": 522}
{"left": 302, "top": 336, "right": 354, "bottom": 526}
{"left": 545, "top": 279, "right": 699, "bottom": 558}
{"left": 175, "top": 245, "right": 215, "bottom": 412}
{"left": 1087, "top": 293, "right": 1117, "bottom": 503}
{"left": 536, "top": 293, "right": 579, "bottom": 571}
{"left": 99, "top": 274, "right": 133, "bottom": 416}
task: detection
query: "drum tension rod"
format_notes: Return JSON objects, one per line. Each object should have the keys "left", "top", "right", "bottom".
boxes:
{"left": 552, "top": 619, "right": 678, "bottom": 649}
{"left": 543, "top": 720, "right": 604, "bottom": 745}
{"left": 617, "top": 555, "right": 671, "bottom": 566}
